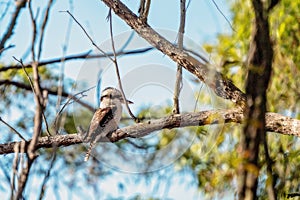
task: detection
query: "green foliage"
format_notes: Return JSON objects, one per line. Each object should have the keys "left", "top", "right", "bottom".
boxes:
{"left": 198, "top": 0, "right": 300, "bottom": 198}
{"left": 0, "top": 65, "right": 59, "bottom": 114}
{"left": 174, "top": 125, "right": 241, "bottom": 197}
{"left": 204, "top": 0, "right": 300, "bottom": 113}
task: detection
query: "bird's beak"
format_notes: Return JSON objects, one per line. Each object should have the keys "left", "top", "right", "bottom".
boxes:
{"left": 126, "top": 99, "right": 134, "bottom": 104}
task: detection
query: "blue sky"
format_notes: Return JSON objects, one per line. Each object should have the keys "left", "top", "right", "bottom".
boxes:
{"left": 0, "top": 0, "right": 234, "bottom": 199}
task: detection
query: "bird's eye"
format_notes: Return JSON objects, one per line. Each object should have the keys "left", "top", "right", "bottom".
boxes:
{"left": 100, "top": 94, "right": 108, "bottom": 101}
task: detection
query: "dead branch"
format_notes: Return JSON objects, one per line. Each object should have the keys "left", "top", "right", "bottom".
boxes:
{"left": 0, "top": 117, "right": 26, "bottom": 141}
{"left": 101, "top": 0, "right": 246, "bottom": 107}
{"left": 0, "top": 0, "right": 27, "bottom": 56}
{"left": 61, "top": 10, "right": 114, "bottom": 62}
{"left": 0, "top": 109, "right": 299, "bottom": 155}
{"left": 37, "top": 0, "right": 54, "bottom": 61}
{"left": 173, "top": 0, "right": 186, "bottom": 114}
{"left": 107, "top": 9, "right": 137, "bottom": 121}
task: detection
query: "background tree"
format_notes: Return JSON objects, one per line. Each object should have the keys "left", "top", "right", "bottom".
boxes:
{"left": 0, "top": 0, "right": 299, "bottom": 199}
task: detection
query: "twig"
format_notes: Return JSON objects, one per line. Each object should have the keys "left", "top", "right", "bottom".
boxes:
{"left": 15, "top": 155, "right": 35, "bottom": 200}
{"left": 0, "top": 79, "right": 94, "bottom": 111}
{"left": 0, "top": 44, "right": 15, "bottom": 55}
{"left": 173, "top": 0, "right": 186, "bottom": 114}
{"left": 10, "top": 143, "right": 20, "bottom": 199}
{"left": 28, "top": 0, "right": 37, "bottom": 61}
{"left": 264, "top": 137, "right": 276, "bottom": 199}
{"left": 0, "top": 117, "right": 26, "bottom": 141}
{"left": 138, "top": 0, "right": 151, "bottom": 22}
{"left": 211, "top": 0, "right": 236, "bottom": 32}
{"left": 38, "top": 149, "right": 57, "bottom": 200}
{"left": 62, "top": 9, "right": 137, "bottom": 120}
{"left": 54, "top": 86, "right": 96, "bottom": 131}
{"left": 193, "top": 83, "right": 204, "bottom": 112}
{"left": 55, "top": 1, "right": 73, "bottom": 134}
{"left": 0, "top": 1, "right": 11, "bottom": 21}
{"left": 12, "top": 57, "right": 51, "bottom": 136}
{"left": 108, "top": 9, "right": 137, "bottom": 121}
{"left": 60, "top": 10, "right": 114, "bottom": 62}
{"left": 13, "top": 4, "right": 44, "bottom": 192}
{"left": 0, "top": 0, "right": 26, "bottom": 56}
{"left": 13, "top": 26, "right": 41, "bottom": 197}
{"left": 37, "top": 0, "right": 54, "bottom": 61}
{"left": 0, "top": 47, "right": 153, "bottom": 72}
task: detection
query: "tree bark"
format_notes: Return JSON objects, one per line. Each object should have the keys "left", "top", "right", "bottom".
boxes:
{"left": 1, "top": 109, "right": 299, "bottom": 155}
{"left": 101, "top": 0, "right": 246, "bottom": 107}
{"left": 238, "top": 0, "right": 276, "bottom": 199}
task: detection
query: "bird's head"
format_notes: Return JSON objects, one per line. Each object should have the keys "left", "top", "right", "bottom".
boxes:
{"left": 100, "top": 87, "right": 133, "bottom": 108}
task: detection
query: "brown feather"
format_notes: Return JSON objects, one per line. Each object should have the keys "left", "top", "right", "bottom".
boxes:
{"left": 84, "top": 107, "right": 112, "bottom": 142}
{"left": 84, "top": 106, "right": 116, "bottom": 161}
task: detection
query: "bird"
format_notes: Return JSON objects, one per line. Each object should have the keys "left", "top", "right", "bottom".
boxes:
{"left": 84, "top": 87, "right": 133, "bottom": 161}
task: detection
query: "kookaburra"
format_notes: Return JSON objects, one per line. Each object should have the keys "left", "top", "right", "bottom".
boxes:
{"left": 84, "top": 87, "right": 133, "bottom": 161}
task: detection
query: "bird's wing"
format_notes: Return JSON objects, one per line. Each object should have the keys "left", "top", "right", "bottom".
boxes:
{"left": 84, "top": 107, "right": 117, "bottom": 161}
{"left": 84, "top": 107, "right": 114, "bottom": 141}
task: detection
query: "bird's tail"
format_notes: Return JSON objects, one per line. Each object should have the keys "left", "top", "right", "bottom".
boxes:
{"left": 84, "top": 142, "right": 95, "bottom": 162}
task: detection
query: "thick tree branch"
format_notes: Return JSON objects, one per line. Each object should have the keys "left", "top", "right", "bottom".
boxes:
{"left": 101, "top": 0, "right": 246, "bottom": 107}
{"left": 1, "top": 109, "right": 299, "bottom": 155}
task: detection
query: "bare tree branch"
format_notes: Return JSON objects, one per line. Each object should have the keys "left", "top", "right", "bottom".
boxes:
{"left": 1, "top": 109, "right": 299, "bottom": 155}
{"left": 0, "top": 47, "right": 154, "bottom": 72}
{"left": 0, "top": 44, "right": 15, "bottom": 55}
{"left": 0, "top": 0, "right": 27, "bottom": 56}
{"left": 0, "top": 79, "right": 95, "bottom": 112}
{"left": 63, "top": 9, "right": 137, "bottom": 120}
{"left": 108, "top": 9, "right": 137, "bottom": 121}
{"left": 101, "top": 0, "right": 246, "bottom": 107}
{"left": 0, "top": 47, "right": 153, "bottom": 72}
{"left": 13, "top": 4, "right": 49, "bottom": 190}
{"left": 0, "top": 1, "right": 11, "bottom": 21}
{"left": 37, "top": 0, "right": 54, "bottom": 61}
{"left": 211, "top": 0, "right": 235, "bottom": 32}
{"left": 38, "top": 149, "right": 57, "bottom": 200}
{"left": 54, "top": 1, "right": 73, "bottom": 134}
{"left": 0, "top": 117, "right": 26, "bottom": 141}
{"left": 61, "top": 10, "right": 114, "bottom": 62}
{"left": 12, "top": 58, "right": 51, "bottom": 137}
{"left": 54, "top": 86, "right": 97, "bottom": 130}
{"left": 10, "top": 143, "right": 20, "bottom": 199}
{"left": 28, "top": 0, "right": 37, "bottom": 62}
{"left": 173, "top": 0, "right": 186, "bottom": 114}
{"left": 138, "top": 0, "right": 151, "bottom": 22}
